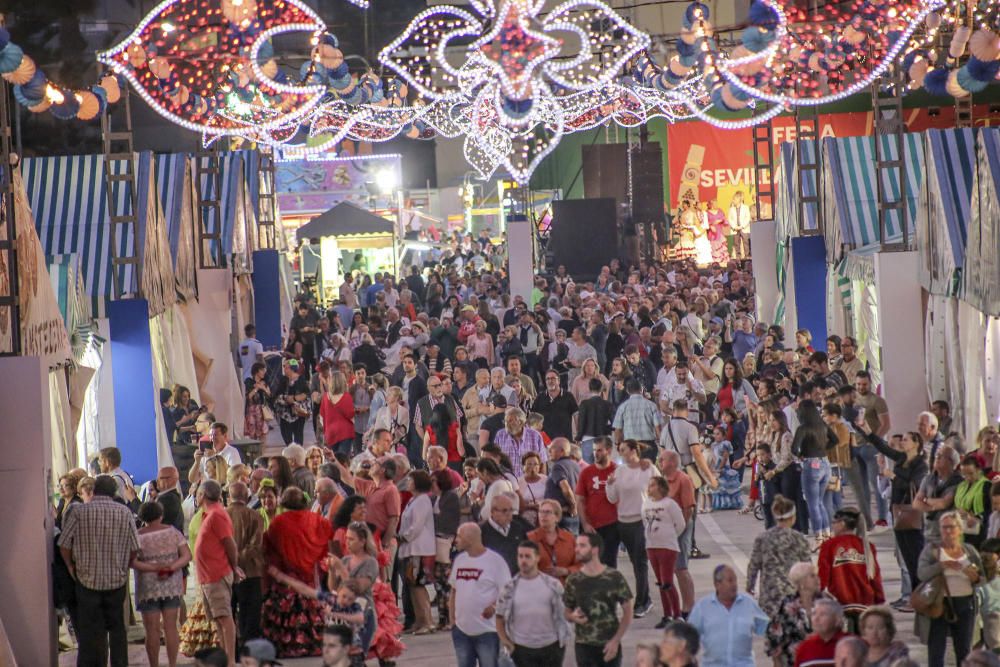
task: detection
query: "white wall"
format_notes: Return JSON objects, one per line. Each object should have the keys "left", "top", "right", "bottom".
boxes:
{"left": 875, "top": 252, "right": 927, "bottom": 430}
{"left": 0, "top": 356, "right": 56, "bottom": 666}
{"left": 750, "top": 220, "right": 777, "bottom": 323}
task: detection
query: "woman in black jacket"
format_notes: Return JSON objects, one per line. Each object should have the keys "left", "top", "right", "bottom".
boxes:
{"left": 860, "top": 421, "right": 928, "bottom": 593}
{"left": 792, "top": 400, "right": 839, "bottom": 544}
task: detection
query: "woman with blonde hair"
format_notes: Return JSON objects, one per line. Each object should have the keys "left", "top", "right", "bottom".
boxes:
{"left": 320, "top": 370, "right": 355, "bottom": 455}
{"left": 305, "top": 445, "right": 325, "bottom": 476}
{"left": 765, "top": 559, "right": 834, "bottom": 666}
{"left": 367, "top": 384, "right": 409, "bottom": 452}
{"left": 570, "top": 357, "right": 608, "bottom": 404}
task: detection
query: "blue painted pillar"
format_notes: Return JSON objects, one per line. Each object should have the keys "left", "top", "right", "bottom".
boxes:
{"left": 790, "top": 235, "right": 828, "bottom": 345}
{"left": 252, "top": 249, "right": 282, "bottom": 349}
{"left": 108, "top": 298, "right": 158, "bottom": 483}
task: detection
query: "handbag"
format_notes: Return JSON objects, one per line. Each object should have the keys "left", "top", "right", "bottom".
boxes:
{"left": 891, "top": 482, "right": 924, "bottom": 532}
{"left": 910, "top": 549, "right": 955, "bottom": 620}
{"left": 261, "top": 403, "right": 275, "bottom": 422}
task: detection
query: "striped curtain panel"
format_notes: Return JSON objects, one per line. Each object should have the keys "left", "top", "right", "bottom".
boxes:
{"left": 916, "top": 129, "right": 974, "bottom": 297}
{"left": 964, "top": 129, "right": 1000, "bottom": 316}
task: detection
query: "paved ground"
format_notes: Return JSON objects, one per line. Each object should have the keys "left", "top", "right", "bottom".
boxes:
{"left": 60, "top": 426, "right": 935, "bottom": 666}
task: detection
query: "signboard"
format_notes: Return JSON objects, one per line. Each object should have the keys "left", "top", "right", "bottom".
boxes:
{"left": 275, "top": 154, "right": 402, "bottom": 217}
{"left": 666, "top": 105, "right": 998, "bottom": 219}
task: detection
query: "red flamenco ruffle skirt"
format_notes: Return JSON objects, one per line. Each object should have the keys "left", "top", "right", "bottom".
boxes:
{"left": 261, "top": 583, "right": 326, "bottom": 657}
{"left": 369, "top": 580, "right": 405, "bottom": 660}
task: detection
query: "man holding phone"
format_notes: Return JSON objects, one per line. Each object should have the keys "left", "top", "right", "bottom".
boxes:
{"left": 190, "top": 422, "right": 243, "bottom": 484}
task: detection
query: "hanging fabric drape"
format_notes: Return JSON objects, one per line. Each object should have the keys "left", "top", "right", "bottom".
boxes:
{"left": 964, "top": 129, "right": 1000, "bottom": 316}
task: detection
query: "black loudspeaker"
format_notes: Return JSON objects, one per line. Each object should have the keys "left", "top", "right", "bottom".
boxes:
{"left": 550, "top": 198, "right": 619, "bottom": 278}
{"left": 632, "top": 145, "right": 664, "bottom": 223}
{"left": 582, "top": 144, "right": 628, "bottom": 202}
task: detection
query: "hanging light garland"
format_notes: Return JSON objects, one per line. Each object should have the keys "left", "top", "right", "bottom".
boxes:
{"left": 0, "top": 27, "right": 121, "bottom": 120}
{"left": 103, "top": 0, "right": 953, "bottom": 183}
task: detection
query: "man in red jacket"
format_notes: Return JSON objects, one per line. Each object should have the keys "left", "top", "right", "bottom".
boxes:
{"left": 817, "top": 507, "right": 885, "bottom": 633}
{"left": 794, "top": 598, "right": 847, "bottom": 667}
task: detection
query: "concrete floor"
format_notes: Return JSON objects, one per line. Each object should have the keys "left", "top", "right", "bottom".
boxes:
{"left": 60, "top": 425, "right": 933, "bottom": 666}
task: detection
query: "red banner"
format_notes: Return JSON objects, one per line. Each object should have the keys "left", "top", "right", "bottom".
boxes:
{"left": 666, "top": 106, "right": 996, "bottom": 219}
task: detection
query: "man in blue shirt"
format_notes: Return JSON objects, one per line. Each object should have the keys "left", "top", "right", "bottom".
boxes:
{"left": 729, "top": 315, "right": 759, "bottom": 363}
{"left": 689, "top": 564, "right": 768, "bottom": 667}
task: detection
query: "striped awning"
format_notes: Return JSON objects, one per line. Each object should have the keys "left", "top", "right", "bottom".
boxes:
{"left": 775, "top": 140, "right": 820, "bottom": 238}
{"left": 194, "top": 150, "right": 260, "bottom": 259}
{"left": 154, "top": 152, "right": 188, "bottom": 261}
{"left": 22, "top": 154, "right": 144, "bottom": 318}
{"left": 916, "top": 128, "right": 975, "bottom": 297}
{"left": 823, "top": 132, "right": 924, "bottom": 251}
{"left": 964, "top": 128, "right": 1000, "bottom": 316}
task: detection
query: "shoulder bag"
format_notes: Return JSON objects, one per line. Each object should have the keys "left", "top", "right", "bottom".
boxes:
{"left": 910, "top": 548, "right": 957, "bottom": 622}
{"left": 891, "top": 481, "right": 924, "bottom": 532}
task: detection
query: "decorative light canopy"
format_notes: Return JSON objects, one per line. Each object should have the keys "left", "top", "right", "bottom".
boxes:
{"left": 105, "top": 0, "right": 959, "bottom": 183}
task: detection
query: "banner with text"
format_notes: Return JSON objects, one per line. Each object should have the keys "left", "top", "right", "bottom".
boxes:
{"left": 666, "top": 106, "right": 996, "bottom": 219}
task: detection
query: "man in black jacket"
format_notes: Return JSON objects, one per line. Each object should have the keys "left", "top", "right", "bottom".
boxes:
{"left": 479, "top": 493, "right": 529, "bottom": 574}
{"left": 576, "top": 378, "right": 613, "bottom": 463}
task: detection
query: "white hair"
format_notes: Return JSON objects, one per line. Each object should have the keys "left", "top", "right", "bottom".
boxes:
{"left": 281, "top": 444, "right": 306, "bottom": 466}
{"left": 918, "top": 411, "right": 939, "bottom": 429}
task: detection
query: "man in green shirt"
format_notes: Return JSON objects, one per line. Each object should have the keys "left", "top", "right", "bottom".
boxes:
{"left": 563, "top": 532, "right": 633, "bottom": 667}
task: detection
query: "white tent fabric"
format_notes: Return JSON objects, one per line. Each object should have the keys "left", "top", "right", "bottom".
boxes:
{"left": 150, "top": 303, "right": 201, "bottom": 405}
{"left": 958, "top": 300, "right": 989, "bottom": 439}
{"left": 49, "top": 370, "right": 73, "bottom": 478}
{"left": 986, "top": 318, "right": 1000, "bottom": 424}
{"left": 182, "top": 269, "right": 245, "bottom": 436}
{"left": 859, "top": 282, "right": 882, "bottom": 388}
{"left": 924, "top": 294, "right": 952, "bottom": 408}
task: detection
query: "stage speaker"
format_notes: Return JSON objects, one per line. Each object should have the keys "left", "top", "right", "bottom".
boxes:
{"left": 550, "top": 198, "right": 619, "bottom": 277}
{"left": 632, "top": 145, "right": 664, "bottom": 223}
{"left": 582, "top": 144, "right": 627, "bottom": 202}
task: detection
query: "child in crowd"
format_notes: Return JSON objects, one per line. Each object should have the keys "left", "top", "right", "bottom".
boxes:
{"left": 755, "top": 444, "right": 779, "bottom": 527}
{"left": 977, "top": 538, "right": 1000, "bottom": 651}
{"left": 710, "top": 424, "right": 742, "bottom": 511}
{"left": 267, "top": 567, "right": 372, "bottom": 666}
{"left": 527, "top": 412, "right": 551, "bottom": 446}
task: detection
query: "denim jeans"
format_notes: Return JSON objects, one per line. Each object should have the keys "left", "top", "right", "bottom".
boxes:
{"left": 560, "top": 515, "right": 580, "bottom": 535}
{"left": 800, "top": 457, "right": 832, "bottom": 535}
{"left": 581, "top": 436, "right": 596, "bottom": 464}
{"left": 854, "top": 443, "right": 889, "bottom": 523}
{"left": 452, "top": 627, "right": 499, "bottom": 667}
{"left": 823, "top": 464, "right": 844, "bottom": 521}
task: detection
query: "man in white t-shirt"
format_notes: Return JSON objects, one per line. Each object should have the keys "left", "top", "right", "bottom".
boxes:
{"left": 190, "top": 422, "right": 244, "bottom": 484}
{"left": 495, "top": 542, "right": 568, "bottom": 666}
{"left": 238, "top": 324, "right": 264, "bottom": 380}
{"left": 449, "top": 522, "right": 512, "bottom": 667}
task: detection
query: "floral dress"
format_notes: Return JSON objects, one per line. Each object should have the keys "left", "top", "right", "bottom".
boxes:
{"left": 707, "top": 207, "right": 730, "bottom": 264}
{"left": 746, "top": 525, "right": 812, "bottom": 616}
{"left": 765, "top": 591, "right": 835, "bottom": 667}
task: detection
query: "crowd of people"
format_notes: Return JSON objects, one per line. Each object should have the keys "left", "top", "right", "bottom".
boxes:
{"left": 50, "top": 226, "right": 1000, "bottom": 667}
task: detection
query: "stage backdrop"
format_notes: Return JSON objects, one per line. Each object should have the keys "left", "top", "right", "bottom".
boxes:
{"left": 665, "top": 106, "right": 996, "bottom": 219}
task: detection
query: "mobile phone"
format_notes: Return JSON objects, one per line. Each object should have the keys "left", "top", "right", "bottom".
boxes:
{"left": 199, "top": 440, "right": 211, "bottom": 452}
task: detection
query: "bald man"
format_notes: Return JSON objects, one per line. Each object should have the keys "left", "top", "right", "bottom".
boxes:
{"left": 449, "top": 522, "right": 511, "bottom": 667}
{"left": 156, "top": 466, "right": 184, "bottom": 532}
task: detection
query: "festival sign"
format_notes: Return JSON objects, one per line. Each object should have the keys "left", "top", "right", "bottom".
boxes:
{"left": 0, "top": 170, "right": 72, "bottom": 367}
{"left": 666, "top": 105, "right": 998, "bottom": 218}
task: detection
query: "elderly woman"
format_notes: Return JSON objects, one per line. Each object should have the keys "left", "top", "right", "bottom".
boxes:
{"left": 526, "top": 499, "right": 579, "bottom": 583}
{"left": 917, "top": 510, "right": 983, "bottom": 667}
{"left": 748, "top": 494, "right": 813, "bottom": 617}
{"left": 860, "top": 606, "right": 909, "bottom": 666}
{"left": 765, "top": 561, "right": 834, "bottom": 667}
{"left": 262, "top": 487, "right": 335, "bottom": 656}
{"left": 368, "top": 385, "right": 409, "bottom": 453}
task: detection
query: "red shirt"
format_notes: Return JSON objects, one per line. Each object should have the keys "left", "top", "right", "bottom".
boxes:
{"left": 321, "top": 392, "right": 355, "bottom": 446}
{"left": 665, "top": 470, "right": 696, "bottom": 516}
{"left": 354, "top": 477, "right": 401, "bottom": 538}
{"left": 575, "top": 462, "right": 618, "bottom": 529}
{"left": 429, "top": 422, "right": 463, "bottom": 462}
{"left": 195, "top": 503, "right": 234, "bottom": 584}
{"left": 794, "top": 631, "right": 846, "bottom": 667}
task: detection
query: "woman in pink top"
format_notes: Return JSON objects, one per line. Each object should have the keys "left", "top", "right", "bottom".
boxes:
{"left": 467, "top": 319, "right": 494, "bottom": 369}
{"left": 320, "top": 371, "right": 355, "bottom": 455}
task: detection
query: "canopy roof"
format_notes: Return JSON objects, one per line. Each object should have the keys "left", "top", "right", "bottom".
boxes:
{"left": 295, "top": 201, "right": 394, "bottom": 241}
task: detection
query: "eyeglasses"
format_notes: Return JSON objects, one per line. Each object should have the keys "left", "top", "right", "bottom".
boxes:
{"left": 493, "top": 508, "right": 514, "bottom": 513}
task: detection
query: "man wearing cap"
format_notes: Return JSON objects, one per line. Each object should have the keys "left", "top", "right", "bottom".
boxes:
{"left": 240, "top": 637, "right": 282, "bottom": 667}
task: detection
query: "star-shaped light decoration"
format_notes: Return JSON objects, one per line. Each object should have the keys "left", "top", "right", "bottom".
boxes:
{"left": 477, "top": 0, "right": 562, "bottom": 107}
{"left": 376, "top": 0, "right": 650, "bottom": 181}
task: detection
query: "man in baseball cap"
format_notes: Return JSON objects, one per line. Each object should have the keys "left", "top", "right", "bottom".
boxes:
{"left": 240, "top": 638, "right": 282, "bottom": 667}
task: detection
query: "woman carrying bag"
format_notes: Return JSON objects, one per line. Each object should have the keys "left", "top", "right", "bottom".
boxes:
{"left": 858, "top": 420, "right": 928, "bottom": 596}
{"left": 914, "top": 511, "right": 983, "bottom": 667}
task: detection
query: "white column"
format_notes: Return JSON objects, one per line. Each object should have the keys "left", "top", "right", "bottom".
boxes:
{"left": 874, "top": 251, "right": 927, "bottom": 429}
{"left": 0, "top": 356, "right": 56, "bottom": 666}
{"left": 507, "top": 219, "right": 535, "bottom": 304}
{"left": 750, "top": 220, "right": 777, "bottom": 324}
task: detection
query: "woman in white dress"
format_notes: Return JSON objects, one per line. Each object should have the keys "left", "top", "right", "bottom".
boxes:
{"left": 693, "top": 201, "right": 714, "bottom": 266}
